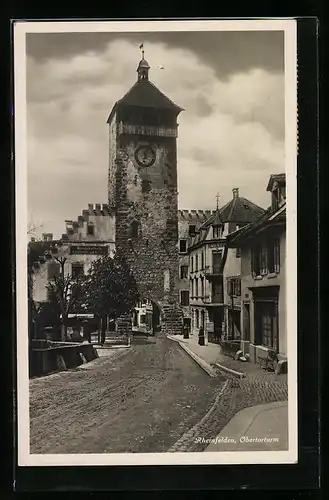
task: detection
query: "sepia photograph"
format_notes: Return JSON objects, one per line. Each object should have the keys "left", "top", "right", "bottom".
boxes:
{"left": 14, "top": 19, "right": 297, "bottom": 466}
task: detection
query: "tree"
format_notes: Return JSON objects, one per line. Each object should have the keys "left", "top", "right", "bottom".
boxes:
{"left": 27, "top": 238, "right": 82, "bottom": 341}
{"left": 45, "top": 256, "right": 86, "bottom": 341}
{"left": 84, "top": 251, "right": 139, "bottom": 339}
{"left": 27, "top": 236, "right": 49, "bottom": 341}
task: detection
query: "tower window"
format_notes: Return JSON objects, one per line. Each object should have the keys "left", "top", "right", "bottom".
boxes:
{"left": 141, "top": 179, "right": 151, "bottom": 193}
{"left": 179, "top": 239, "right": 187, "bottom": 253}
{"left": 130, "top": 221, "right": 139, "bottom": 238}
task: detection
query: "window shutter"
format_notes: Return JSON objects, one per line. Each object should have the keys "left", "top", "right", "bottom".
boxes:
{"left": 236, "top": 278, "right": 241, "bottom": 296}
{"left": 251, "top": 248, "right": 255, "bottom": 277}
{"left": 274, "top": 239, "right": 280, "bottom": 273}
{"left": 260, "top": 245, "right": 267, "bottom": 275}
{"left": 227, "top": 279, "right": 232, "bottom": 296}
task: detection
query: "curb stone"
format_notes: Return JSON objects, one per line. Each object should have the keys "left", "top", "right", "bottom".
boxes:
{"left": 167, "top": 380, "right": 230, "bottom": 452}
{"left": 167, "top": 335, "right": 218, "bottom": 378}
{"left": 214, "top": 362, "right": 245, "bottom": 379}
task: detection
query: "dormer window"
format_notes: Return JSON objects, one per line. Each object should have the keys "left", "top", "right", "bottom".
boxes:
{"left": 213, "top": 226, "right": 221, "bottom": 239}
{"left": 272, "top": 184, "right": 286, "bottom": 210}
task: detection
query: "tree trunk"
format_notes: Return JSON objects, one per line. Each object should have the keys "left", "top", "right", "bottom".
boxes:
{"left": 100, "top": 315, "right": 106, "bottom": 345}
{"left": 60, "top": 322, "right": 67, "bottom": 342}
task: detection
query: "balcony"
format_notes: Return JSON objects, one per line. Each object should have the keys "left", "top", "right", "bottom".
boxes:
{"left": 204, "top": 265, "right": 223, "bottom": 280}
{"left": 203, "top": 295, "right": 224, "bottom": 306}
{"left": 118, "top": 122, "right": 178, "bottom": 138}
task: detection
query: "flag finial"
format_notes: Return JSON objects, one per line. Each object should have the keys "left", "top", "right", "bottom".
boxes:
{"left": 216, "top": 193, "right": 220, "bottom": 210}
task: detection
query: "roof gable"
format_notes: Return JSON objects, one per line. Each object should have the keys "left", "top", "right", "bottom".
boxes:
{"left": 266, "top": 173, "right": 286, "bottom": 192}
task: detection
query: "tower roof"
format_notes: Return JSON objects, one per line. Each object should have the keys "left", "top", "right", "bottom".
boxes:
{"left": 107, "top": 53, "right": 184, "bottom": 123}
{"left": 137, "top": 58, "right": 150, "bottom": 70}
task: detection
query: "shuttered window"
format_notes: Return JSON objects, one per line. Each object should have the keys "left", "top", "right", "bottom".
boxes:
{"left": 251, "top": 244, "right": 262, "bottom": 277}
{"left": 227, "top": 277, "right": 241, "bottom": 296}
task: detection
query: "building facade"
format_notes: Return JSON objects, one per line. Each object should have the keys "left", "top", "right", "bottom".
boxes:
{"left": 107, "top": 53, "right": 184, "bottom": 335}
{"left": 31, "top": 203, "right": 115, "bottom": 305}
{"left": 178, "top": 209, "right": 215, "bottom": 332}
{"left": 227, "top": 174, "right": 287, "bottom": 365}
{"left": 188, "top": 189, "right": 265, "bottom": 341}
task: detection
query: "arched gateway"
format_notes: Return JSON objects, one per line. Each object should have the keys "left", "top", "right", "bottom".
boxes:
{"left": 107, "top": 51, "right": 184, "bottom": 336}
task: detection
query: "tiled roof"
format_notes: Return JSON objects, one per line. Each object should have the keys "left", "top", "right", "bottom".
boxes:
{"left": 227, "top": 203, "right": 286, "bottom": 246}
{"left": 107, "top": 80, "right": 183, "bottom": 122}
{"left": 200, "top": 196, "right": 265, "bottom": 229}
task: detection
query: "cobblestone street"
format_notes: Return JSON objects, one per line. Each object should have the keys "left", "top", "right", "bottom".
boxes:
{"left": 29, "top": 335, "right": 226, "bottom": 454}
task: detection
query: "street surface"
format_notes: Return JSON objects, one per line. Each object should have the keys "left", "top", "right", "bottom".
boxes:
{"left": 30, "top": 334, "right": 225, "bottom": 454}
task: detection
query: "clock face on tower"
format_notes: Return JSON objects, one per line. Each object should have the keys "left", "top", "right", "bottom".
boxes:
{"left": 134, "top": 145, "right": 156, "bottom": 167}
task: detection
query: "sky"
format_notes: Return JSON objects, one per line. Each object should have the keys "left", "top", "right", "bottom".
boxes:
{"left": 26, "top": 29, "right": 285, "bottom": 239}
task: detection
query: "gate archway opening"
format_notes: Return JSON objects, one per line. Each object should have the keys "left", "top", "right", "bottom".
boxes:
{"left": 132, "top": 298, "right": 161, "bottom": 336}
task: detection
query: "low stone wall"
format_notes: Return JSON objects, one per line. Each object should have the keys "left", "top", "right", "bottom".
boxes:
{"left": 30, "top": 342, "right": 99, "bottom": 378}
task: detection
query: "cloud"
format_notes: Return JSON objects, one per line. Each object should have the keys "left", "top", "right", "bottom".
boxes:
{"left": 27, "top": 37, "right": 284, "bottom": 238}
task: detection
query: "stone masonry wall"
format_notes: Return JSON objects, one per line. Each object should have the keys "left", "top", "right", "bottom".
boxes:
{"left": 112, "top": 133, "right": 183, "bottom": 335}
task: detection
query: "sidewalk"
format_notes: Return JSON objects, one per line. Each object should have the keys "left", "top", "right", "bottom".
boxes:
{"left": 168, "top": 333, "right": 287, "bottom": 381}
{"left": 167, "top": 333, "right": 288, "bottom": 452}
{"left": 204, "top": 401, "right": 288, "bottom": 452}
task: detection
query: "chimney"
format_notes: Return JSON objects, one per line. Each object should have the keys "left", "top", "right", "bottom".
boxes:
{"left": 232, "top": 188, "right": 239, "bottom": 199}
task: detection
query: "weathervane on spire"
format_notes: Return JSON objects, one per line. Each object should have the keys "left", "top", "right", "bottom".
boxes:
{"left": 216, "top": 193, "right": 220, "bottom": 210}
{"left": 139, "top": 43, "right": 145, "bottom": 59}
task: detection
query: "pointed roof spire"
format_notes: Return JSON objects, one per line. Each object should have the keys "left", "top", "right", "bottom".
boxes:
{"left": 137, "top": 43, "right": 150, "bottom": 81}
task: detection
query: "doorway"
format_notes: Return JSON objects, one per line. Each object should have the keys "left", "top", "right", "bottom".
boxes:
{"left": 183, "top": 317, "right": 191, "bottom": 332}
{"left": 201, "top": 310, "right": 205, "bottom": 330}
{"left": 243, "top": 303, "right": 250, "bottom": 341}
{"left": 213, "top": 308, "right": 223, "bottom": 342}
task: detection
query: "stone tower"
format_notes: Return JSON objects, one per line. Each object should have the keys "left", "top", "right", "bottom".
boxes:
{"left": 107, "top": 51, "right": 184, "bottom": 335}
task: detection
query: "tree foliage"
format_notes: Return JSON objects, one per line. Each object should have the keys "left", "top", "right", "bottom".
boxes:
{"left": 46, "top": 273, "right": 86, "bottom": 319}
{"left": 84, "top": 252, "right": 139, "bottom": 318}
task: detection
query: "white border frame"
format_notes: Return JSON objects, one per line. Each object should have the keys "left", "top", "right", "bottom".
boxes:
{"left": 14, "top": 19, "right": 298, "bottom": 467}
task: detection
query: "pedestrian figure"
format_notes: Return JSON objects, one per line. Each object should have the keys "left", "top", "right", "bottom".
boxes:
{"left": 198, "top": 326, "right": 205, "bottom": 346}
{"left": 183, "top": 323, "right": 189, "bottom": 339}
